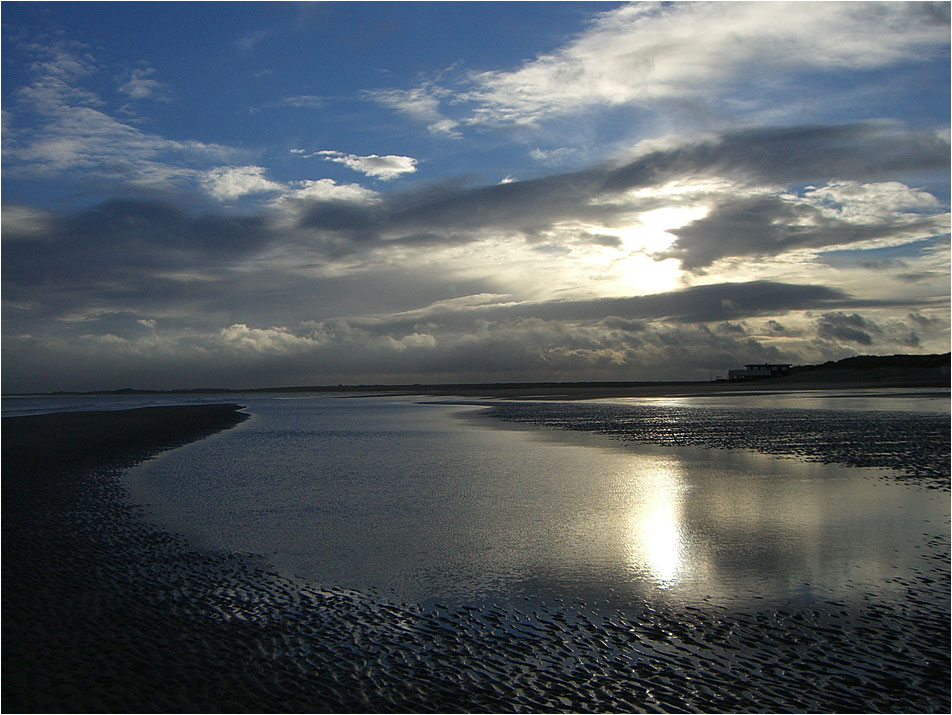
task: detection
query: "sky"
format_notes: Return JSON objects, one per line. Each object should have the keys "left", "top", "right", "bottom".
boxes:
{"left": 2, "top": 1, "right": 950, "bottom": 392}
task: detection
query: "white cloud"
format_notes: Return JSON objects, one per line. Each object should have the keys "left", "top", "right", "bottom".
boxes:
{"left": 6, "top": 44, "right": 238, "bottom": 185}
{"left": 1, "top": 204, "right": 53, "bottom": 239}
{"left": 266, "top": 178, "right": 379, "bottom": 228}
{"left": 803, "top": 181, "right": 942, "bottom": 222}
{"left": 118, "top": 67, "right": 166, "bottom": 101}
{"left": 315, "top": 150, "right": 418, "bottom": 180}
{"left": 285, "top": 177, "right": 379, "bottom": 203}
{"left": 201, "top": 165, "right": 284, "bottom": 200}
{"left": 386, "top": 332, "right": 437, "bottom": 351}
{"left": 366, "top": 86, "right": 460, "bottom": 136}
{"left": 459, "top": 2, "right": 948, "bottom": 126}
{"left": 264, "top": 178, "right": 379, "bottom": 224}
{"left": 218, "top": 323, "right": 319, "bottom": 354}
{"left": 530, "top": 146, "right": 577, "bottom": 165}
{"left": 279, "top": 94, "right": 325, "bottom": 109}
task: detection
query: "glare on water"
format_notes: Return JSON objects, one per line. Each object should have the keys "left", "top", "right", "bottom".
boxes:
{"left": 620, "top": 456, "right": 687, "bottom": 587}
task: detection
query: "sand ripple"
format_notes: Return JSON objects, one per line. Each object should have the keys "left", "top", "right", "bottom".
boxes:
{"left": 485, "top": 401, "right": 950, "bottom": 490}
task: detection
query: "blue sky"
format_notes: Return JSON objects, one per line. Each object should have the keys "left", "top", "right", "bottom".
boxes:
{"left": 2, "top": 2, "right": 950, "bottom": 391}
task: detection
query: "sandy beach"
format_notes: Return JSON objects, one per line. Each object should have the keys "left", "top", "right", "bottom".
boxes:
{"left": 3, "top": 402, "right": 949, "bottom": 712}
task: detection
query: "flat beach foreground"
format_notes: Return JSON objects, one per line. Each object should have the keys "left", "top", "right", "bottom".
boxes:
{"left": 3, "top": 403, "right": 949, "bottom": 712}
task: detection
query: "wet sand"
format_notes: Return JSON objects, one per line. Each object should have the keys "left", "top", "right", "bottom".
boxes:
{"left": 483, "top": 399, "right": 951, "bottom": 490}
{"left": 395, "top": 373, "right": 949, "bottom": 400}
{"left": 3, "top": 404, "right": 949, "bottom": 712}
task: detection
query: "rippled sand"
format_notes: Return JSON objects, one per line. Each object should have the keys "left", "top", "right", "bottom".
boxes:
{"left": 3, "top": 404, "right": 949, "bottom": 712}
{"left": 485, "top": 400, "right": 950, "bottom": 489}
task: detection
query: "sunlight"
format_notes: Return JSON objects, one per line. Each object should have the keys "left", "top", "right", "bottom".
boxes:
{"left": 624, "top": 456, "right": 688, "bottom": 587}
{"left": 620, "top": 205, "right": 710, "bottom": 254}
{"left": 588, "top": 205, "right": 709, "bottom": 294}
{"left": 637, "top": 499, "right": 684, "bottom": 584}
{"left": 612, "top": 253, "right": 682, "bottom": 294}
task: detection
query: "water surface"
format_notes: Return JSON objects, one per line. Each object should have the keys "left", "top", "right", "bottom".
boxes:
{"left": 123, "top": 393, "right": 948, "bottom": 613}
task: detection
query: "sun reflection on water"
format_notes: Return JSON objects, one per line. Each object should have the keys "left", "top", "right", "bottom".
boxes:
{"left": 625, "top": 456, "right": 688, "bottom": 588}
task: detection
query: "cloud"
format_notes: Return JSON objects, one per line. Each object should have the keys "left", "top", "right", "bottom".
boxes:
{"left": 7, "top": 123, "right": 946, "bottom": 306}
{"left": 118, "top": 67, "right": 167, "bottom": 101}
{"left": 235, "top": 28, "right": 272, "bottom": 52}
{"left": 4, "top": 268, "right": 946, "bottom": 393}
{"left": 0, "top": 298, "right": 859, "bottom": 392}
{"left": 460, "top": 2, "right": 949, "bottom": 126}
{"left": 201, "top": 165, "right": 284, "bottom": 200}
{"left": 219, "top": 323, "right": 319, "bottom": 353}
{"left": 277, "top": 94, "right": 326, "bottom": 109}
{"left": 4, "top": 43, "right": 238, "bottom": 187}
{"left": 661, "top": 192, "right": 948, "bottom": 272}
{"left": 530, "top": 146, "right": 578, "bottom": 166}
{"left": 1, "top": 204, "right": 54, "bottom": 239}
{"left": 602, "top": 123, "right": 950, "bottom": 192}
{"left": 279, "top": 178, "right": 379, "bottom": 204}
{"left": 350, "top": 281, "right": 864, "bottom": 334}
{"left": 314, "top": 150, "right": 418, "bottom": 180}
{"left": 816, "top": 311, "right": 883, "bottom": 345}
{"left": 908, "top": 312, "right": 944, "bottom": 329}
{"left": 803, "top": 181, "right": 941, "bottom": 221}
{"left": 2, "top": 199, "right": 274, "bottom": 297}
{"left": 283, "top": 123, "right": 947, "bottom": 268}
{"left": 366, "top": 86, "right": 460, "bottom": 136}
{"left": 200, "top": 167, "right": 379, "bottom": 208}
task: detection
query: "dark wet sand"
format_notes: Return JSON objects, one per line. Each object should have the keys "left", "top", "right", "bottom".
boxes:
{"left": 3, "top": 404, "right": 949, "bottom": 712}
{"left": 397, "top": 373, "right": 949, "bottom": 400}
{"left": 483, "top": 400, "right": 951, "bottom": 490}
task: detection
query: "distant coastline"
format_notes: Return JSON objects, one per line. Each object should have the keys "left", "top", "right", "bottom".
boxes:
{"left": 6, "top": 352, "right": 949, "bottom": 400}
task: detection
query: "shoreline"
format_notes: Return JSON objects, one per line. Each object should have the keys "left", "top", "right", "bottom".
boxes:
{"left": 5, "top": 363, "right": 949, "bottom": 403}
{"left": 408, "top": 371, "right": 951, "bottom": 400}
{"left": 3, "top": 403, "right": 949, "bottom": 712}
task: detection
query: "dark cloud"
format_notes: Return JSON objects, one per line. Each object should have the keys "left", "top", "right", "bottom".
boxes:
{"left": 602, "top": 317, "right": 647, "bottom": 332}
{"left": 2, "top": 121, "right": 949, "bottom": 391}
{"left": 764, "top": 319, "right": 805, "bottom": 337}
{"left": 661, "top": 195, "right": 945, "bottom": 271}
{"left": 816, "top": 312, "right": 883, "bottom": 345}
{"left": 898, "top": 332, "right": 921, "bottom": 348}
{"left": 349, "top": 281, "right": 862, "bottom": 338}
{"left": 908, "top": 312, "right": 943, "bottom": 328}
{"left": 0, "top": 308, "right": 799, "bottom": 392}
{"left": 290, "top": 121, "right": 948, "bottom": 262}
{"left": 476, "top": 281, "right": 860, "bottom": 325}
{"left": 602, "top": 123, "right": 950, "bottom": 193}
{"left": 716, "top": 322, "right": 747, "bottom": 335}
{"left": 9, "top": 122, "right": 943, "bottom": 280}
{"left": 3, "top": 199, "right": 273, "bottom": 286}
{"left": 297, "top": 170, "right": 645, "bottom": 253}
{"left": 894, "top": 272, "right": 943, "bottom": 284}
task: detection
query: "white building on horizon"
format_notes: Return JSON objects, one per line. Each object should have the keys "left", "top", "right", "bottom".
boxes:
{"left": 727, "top": 363, "right": 792, "bottom": 381}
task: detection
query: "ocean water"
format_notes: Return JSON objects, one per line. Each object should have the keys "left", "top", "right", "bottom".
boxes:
{"left": 107, "top": 390, "right": 950, "bottom": 614}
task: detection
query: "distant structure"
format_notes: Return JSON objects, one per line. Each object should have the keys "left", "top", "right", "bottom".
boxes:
{"left": 727, "top": 363, "right": 792, "bottom": 381}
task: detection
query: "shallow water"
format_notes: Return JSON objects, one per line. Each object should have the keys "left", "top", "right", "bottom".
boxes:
{"left": 122, "top": 393, "right": 949, "bottom": 614}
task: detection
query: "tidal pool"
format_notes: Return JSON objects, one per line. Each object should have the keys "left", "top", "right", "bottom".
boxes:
{"left": 124, "top": 393, "right": 949, "bottom": 614}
